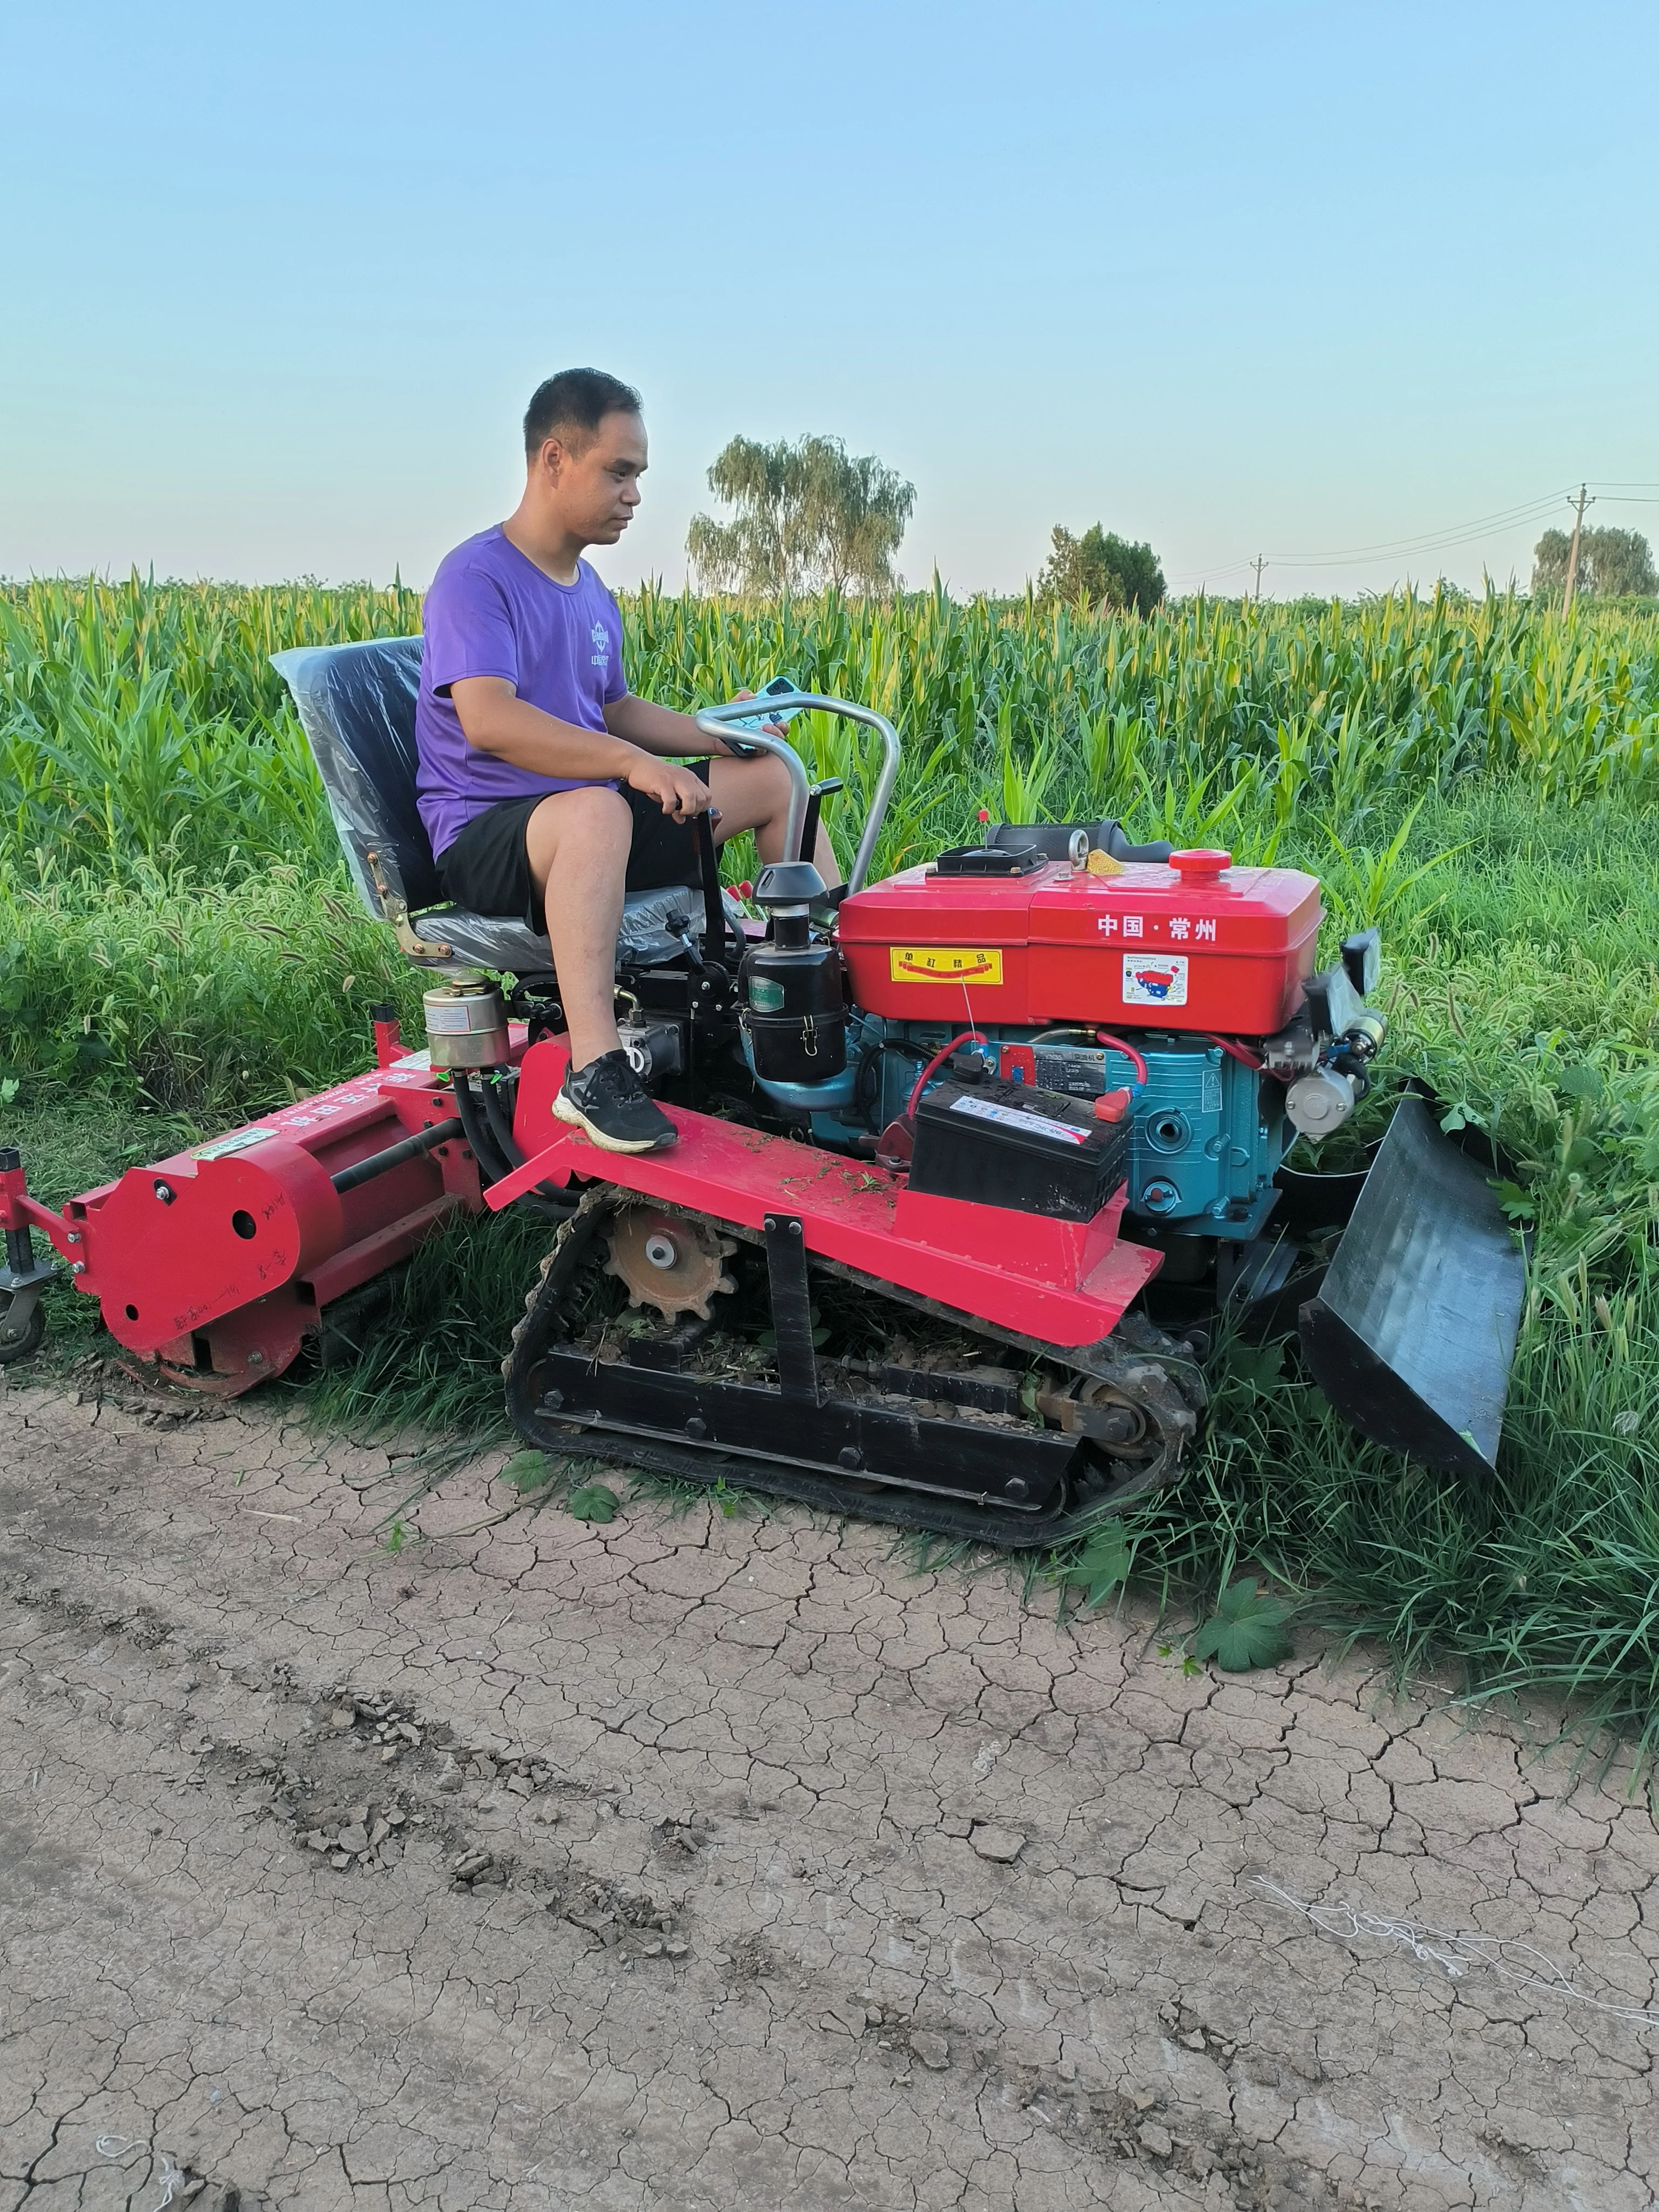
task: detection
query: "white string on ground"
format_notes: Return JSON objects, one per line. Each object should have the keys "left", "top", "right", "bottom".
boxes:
{"left": 1251, "top": 1876, "right": 1659, "bottom": 2032}
{"left": 94, "top": 2137, "right": 185, "bottom": 2206}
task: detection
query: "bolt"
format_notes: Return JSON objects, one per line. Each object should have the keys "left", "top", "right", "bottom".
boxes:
{"left": 543, "top": 1389, "right": 564, "bottom": 1412}
{"left": 154, "top": 1183, "right": 175, "bottom": 1205}
{"left": 71, "top": 1262, "right": 86, "bottom": 1274}
{"left": 1005, "top": 1477, "right": 1029, "bottom": 1501}
{"left": 790, "top": 1220, "right": 802, "bottom": 1237}
{"left": 246, "top": 1350, "right": 265, "bottom": 1367}
{"left": 685, "top": 1415, "right": 708, "bottom": 1439}
{"left": 66, "top": 1232, "right": 81, "bottom": 1245}
{"left": 837, "top": 1446, "right": 861, "bottom": 1470}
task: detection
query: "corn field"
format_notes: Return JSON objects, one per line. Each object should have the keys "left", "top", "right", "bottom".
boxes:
{"left": 2, "top": 574, "right": 1657, "bottom": 886}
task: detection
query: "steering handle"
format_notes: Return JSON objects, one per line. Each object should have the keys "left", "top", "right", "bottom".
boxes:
{"left": 693, "top": 692, "right": 903, "bottom": 896}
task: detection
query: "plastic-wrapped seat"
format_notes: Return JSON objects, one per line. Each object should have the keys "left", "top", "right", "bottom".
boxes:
{"left": 272, "top": 638, "right": 721, "bottom": 976}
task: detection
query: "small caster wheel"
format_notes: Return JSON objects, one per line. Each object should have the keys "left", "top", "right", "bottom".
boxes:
{"left": 0, "top": 1290, "right": 45, "bottom": 1363}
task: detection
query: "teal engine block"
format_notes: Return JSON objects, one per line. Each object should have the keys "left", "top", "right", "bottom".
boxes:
{"left": 759, "top": 1016, "right": 1291, "bottom": 1242}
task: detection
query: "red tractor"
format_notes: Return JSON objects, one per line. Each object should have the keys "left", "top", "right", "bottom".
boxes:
{"left": 0, "top": 644, "right": 1525, "bottom": 1546}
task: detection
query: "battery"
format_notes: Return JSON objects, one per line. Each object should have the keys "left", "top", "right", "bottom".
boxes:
{"left": 909, "top": 1074, "right": 1130, "bottom": 1222}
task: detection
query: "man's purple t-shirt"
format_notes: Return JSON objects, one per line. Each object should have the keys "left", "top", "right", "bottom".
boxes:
{"left": 415, "top": 527, "right": 626, "bottom": 857}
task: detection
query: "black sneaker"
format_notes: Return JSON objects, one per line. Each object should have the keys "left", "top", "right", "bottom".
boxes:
{"left": 554, "top": 1049, "right": 678, "bottom": 1153}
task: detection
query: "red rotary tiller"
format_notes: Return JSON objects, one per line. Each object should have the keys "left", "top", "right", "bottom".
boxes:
{"left": 0, "top": 643, "right": 1525, "bottom": 1544}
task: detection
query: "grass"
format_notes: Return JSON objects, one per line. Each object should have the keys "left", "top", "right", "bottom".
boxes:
{"left": 6, "top": 573, "right": 1659, "bottom": 1760}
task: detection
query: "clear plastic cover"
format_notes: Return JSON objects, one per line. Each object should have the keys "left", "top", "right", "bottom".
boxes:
{"left": 272, "top": 637, "right": 744, "bottom": 977}
{"left": 271, "top": 637, "right": 434, "bottom": 920}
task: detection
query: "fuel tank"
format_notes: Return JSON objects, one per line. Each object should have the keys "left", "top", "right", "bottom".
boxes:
{"left": 838, "top": 849, "right": 1320, "bottom": 1034}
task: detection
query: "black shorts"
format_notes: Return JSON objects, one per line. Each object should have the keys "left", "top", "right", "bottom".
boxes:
{"left": 435, "top": 771, "right": 711, "bottom": 932}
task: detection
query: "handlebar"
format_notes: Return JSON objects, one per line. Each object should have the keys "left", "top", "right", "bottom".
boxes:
{"left": 693, "top": 692, "right": 903, "bottom": 898}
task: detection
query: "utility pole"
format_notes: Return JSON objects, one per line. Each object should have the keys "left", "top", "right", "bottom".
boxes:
{"left": 1561, "top": 483, "right": 1593, "bottom": 616}
{"left": 1250, "top": 555, "right": 1267, "bottom": 604}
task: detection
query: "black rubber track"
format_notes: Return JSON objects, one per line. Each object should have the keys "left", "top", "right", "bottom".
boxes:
{"left": 503, "top": 1188, "right": 1203, "bottom": 1550}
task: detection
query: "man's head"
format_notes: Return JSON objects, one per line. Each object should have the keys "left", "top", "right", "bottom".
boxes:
{"left": 522, "top": 368, "right": 646, "bottom": 546}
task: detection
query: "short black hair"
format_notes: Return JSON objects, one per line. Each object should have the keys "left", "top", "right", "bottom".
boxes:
{"left": 523, "top": 368, "right": 643, "bottom": 458}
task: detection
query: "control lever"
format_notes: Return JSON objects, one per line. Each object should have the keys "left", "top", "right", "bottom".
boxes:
{"left": 693, "top": 811, "right": 726, "bottom": 966}
{"left": 798, "top": 778, "right": 844, "bottom": 866}
{"left": 662, "top": 908, "right": 705, "bottom": 972}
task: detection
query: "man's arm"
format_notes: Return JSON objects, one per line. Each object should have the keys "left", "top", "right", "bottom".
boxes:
{"left": 604, "top": 693, "right": 739, "bottom": 758}
{"left": 449, "top": 677, "right": 712, "bottom": 819}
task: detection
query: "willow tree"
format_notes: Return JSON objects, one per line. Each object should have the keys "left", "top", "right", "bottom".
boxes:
{"left": 687, "top": 435, "right": 915, "bottom": 596}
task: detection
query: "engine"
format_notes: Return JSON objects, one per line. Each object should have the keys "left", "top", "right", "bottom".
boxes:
{"left": 734, "top": 824, "right": 1386, "bottom": 1250}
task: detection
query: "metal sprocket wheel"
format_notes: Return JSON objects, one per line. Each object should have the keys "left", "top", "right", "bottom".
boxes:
{"left": 602, "top": 1206, "right": 737, "bottom": 1321}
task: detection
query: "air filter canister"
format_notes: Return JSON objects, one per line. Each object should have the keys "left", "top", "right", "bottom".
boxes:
{"left": 422, "top": 981, "right": 509, "bottom": 1069}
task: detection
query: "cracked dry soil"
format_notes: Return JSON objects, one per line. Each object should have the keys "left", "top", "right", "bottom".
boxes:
{"left": 2, "top": 1384, "right": 1656, "bottom": 2210}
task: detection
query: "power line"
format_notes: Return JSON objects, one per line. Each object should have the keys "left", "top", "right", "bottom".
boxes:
{"left": 1164, "top": 478, "right": 1658, "bottom": 595}
{"left": 1166, "top": 488, "right": 1572, "bottom": 590}
{"left": 1265, "top": 490, "right": 1573, "bottom": 563}
{"left": 1266, "top": 499, "right": 1568, "bottom": 568}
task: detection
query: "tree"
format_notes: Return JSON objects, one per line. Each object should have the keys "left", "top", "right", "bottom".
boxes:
{"left": 1037, "top": 525, "right": 1165, "bottom": 614}
{"left": 686, "top": 434, "right": 915, "bottom": 596}
{"left": 1531, "top": 524, "right": 1656, "bottom": 603}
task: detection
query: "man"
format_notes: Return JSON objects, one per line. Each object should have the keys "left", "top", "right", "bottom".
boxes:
{"left": 414, "top": 368, "right": 835, "bottom": 1154}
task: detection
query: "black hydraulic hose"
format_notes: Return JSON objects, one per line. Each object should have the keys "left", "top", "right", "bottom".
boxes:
{"left": 456, "top": 1069, "right": 578, "bottom": 1220}
{"left": 450, "top": 1073, "right": 512, "bottom": 1186}
{"left": 480, "top": 1076, "right": 526, "bottom": 1169}
{"left": 331, "top": 1117, "right": 463, "bottom": 1195}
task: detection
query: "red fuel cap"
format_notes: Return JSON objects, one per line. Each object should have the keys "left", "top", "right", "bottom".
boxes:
{"left": 1170, "top": 849, "right": 1232, "bottom": 880}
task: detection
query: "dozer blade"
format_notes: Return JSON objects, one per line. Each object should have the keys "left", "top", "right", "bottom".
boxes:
{"left": 1298, "top": 1095, "right": 1526, "bottom": 1478}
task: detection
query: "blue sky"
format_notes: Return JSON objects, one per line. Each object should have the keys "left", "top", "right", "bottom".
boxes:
{"left": 4, "top": 1, "right": 1656, "bottom": 597}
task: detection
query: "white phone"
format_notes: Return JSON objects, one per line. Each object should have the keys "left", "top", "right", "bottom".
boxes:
{"left": 725, "top": 675, "right": 805, "bottom": 734}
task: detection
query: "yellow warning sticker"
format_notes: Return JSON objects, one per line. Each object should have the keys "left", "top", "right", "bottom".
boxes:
{"left": 889, "top": 945, "right": 1004, "bottom": 984}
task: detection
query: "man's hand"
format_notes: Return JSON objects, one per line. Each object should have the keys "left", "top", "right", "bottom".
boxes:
{"left": 624, "top": 754, "right": 712, "bottom": 821}
{"left": 725, "top": 687, "right": 788, "bottom": 752}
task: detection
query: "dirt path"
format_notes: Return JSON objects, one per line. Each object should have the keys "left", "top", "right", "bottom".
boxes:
{"left": 1, "top": 1381, "right": 1655, "bottom": 2211}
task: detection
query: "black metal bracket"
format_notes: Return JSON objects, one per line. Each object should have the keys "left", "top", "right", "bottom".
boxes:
{"left": 764, "top": 1212, "right": 818, "bottom": 1401}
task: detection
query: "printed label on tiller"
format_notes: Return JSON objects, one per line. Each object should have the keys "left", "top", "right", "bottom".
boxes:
{"left": 889, "top": 946, "right": 1004, "bottom": 984}
{"left": 1121, "top": 953, "right": 1189, "bottom": 1006}
{"left": 192, "top": 1127, "right": 276, "bottom": 1162}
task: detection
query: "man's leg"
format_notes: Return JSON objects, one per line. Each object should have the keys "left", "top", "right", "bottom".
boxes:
{"left": 523, "top": 785, "right": 632, "bottom": 1068}
{"left": 524, "top": 784, "right": 678, "bottom": 1153}
{"left": 706, "top": 753, "right": 842, "bottom": 882}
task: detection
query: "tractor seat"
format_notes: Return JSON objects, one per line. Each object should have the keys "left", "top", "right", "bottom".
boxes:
{"left": 272, "top": 637, "right": 723, "bottom": 977}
